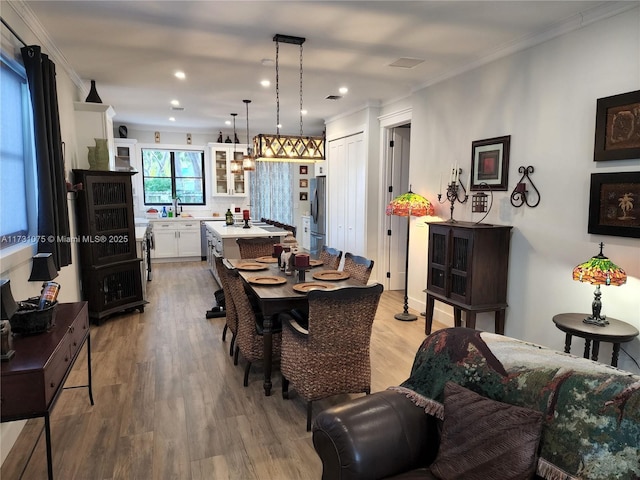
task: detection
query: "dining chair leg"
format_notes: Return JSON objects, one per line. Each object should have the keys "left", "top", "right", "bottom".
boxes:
{"left": 243, "top": 362, "right": 252, "bottom": 387}
{"left": 306, "top": 401, "right": 313, "bottom": 432}
{"left": 229, "top": 333, "right": 236, "bottom": 356}
{"left": 282, "top": 376, "right": 290, "bottom": 399}
{"left": 222, "top": 324, "right": 228, "bottom": 342}
{"left": 233, "top": 345, "right": 239, "bottom": 365}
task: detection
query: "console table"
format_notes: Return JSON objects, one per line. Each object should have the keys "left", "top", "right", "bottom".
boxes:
{"left": 552, "top": 313, "right": 639, "bottom": 367}
{"left": 1, "top": 302, "right": 93, "bottom": 480}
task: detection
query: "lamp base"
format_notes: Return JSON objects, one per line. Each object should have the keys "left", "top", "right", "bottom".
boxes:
{"left": 394, "top": 312, "right": 417, "bottom": 322}
{"left": 583, "top": 315, "right": 609, "bottom": 327}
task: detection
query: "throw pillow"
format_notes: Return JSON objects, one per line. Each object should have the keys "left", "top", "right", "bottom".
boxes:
{"left": 430, "top": 382, "right": 543, "bottom": 480}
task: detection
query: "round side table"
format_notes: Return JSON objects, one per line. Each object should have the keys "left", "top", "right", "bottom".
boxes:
{"left": 552, "top": 313, "right": 639, "bottom": 367}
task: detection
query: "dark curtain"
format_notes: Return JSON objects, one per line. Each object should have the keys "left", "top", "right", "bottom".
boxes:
{"left": 21, "top": 45, "right": 71, "bottom": 269}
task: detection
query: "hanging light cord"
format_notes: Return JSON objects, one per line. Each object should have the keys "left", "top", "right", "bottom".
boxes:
{"left": 275, "top": 39, "right": 280, "bottom": 136}
{"left": 245, "top": 100, "right": 251, "bottom": 147}
{"left": 299, "top": 43, "right": 304, "bottom": 136}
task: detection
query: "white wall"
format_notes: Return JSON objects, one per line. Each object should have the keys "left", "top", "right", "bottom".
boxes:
{"left": 402, "top": 8, "right": 639, "bottom": 372}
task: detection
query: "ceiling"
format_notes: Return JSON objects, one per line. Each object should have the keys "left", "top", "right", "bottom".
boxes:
{"left": 19, "top": 1, "right": 620, "bottom": 137}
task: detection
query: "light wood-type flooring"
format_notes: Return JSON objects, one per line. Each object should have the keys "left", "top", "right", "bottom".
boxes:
{"left": 1, "top": 261, "right": 447, "bottom": 480}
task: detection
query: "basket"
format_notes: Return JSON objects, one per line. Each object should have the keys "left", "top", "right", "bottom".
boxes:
{"left": 9, "top": 300, "right": 58, "bottom": 335}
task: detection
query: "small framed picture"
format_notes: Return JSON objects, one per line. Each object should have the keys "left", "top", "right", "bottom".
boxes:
{"left": 470, "top": 135, "right": 510, "bottom": 191}
{"left": 299, "top": 165, "right": 308, "bottom": 175}
{"left": 593, "top": 90, "right": 640, "bottom": 161}
{"left": 299, "top": 192, "right": 308, "bottom": 201}
{"left": 299, "top": 179, "right": 308, "bottom": 188}
{"left": 588, "top": 171, "right": 640, "bottom": 238}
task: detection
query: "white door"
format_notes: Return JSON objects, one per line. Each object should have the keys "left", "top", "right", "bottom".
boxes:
{"left": 387, "top": 126, "right": 411, "bottom": 291}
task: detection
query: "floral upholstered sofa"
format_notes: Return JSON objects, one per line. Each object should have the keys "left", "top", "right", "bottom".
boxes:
{"left": 312, "top": 328, "right": 640, "bottom": 480}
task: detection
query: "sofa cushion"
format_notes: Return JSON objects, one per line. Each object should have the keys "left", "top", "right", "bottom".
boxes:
{"left": 429, "top": 382, "right": 543, "bottom": 480}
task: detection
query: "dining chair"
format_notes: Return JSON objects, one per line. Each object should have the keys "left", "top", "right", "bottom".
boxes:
{"left": 342, "top": 252, "right": 374, "bottom": 284}
{"left": 279, "top": 283, "right": 384, "bottom": 430}
{"left": 236, "top": 237, "right": 275, "bottom": 259}
{"left": 214, "top": 254, "right": 237, "bottom": 356}
{"left": 225, "top": 267, "right": 282, "bottom": 386}
{"left": 318, "top": 246, "right": 342, "bottom": 270}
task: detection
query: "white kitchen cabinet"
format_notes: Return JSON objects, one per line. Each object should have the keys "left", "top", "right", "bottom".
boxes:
{"left": 74, "top": 102, "right": 116, "bottom": 170}
{"left": 209, "top": 143, "right": 248, "bottom": 196}
{"left": 114, "top": 138, "right": 137, "bottom": 172}
{"left": 301, "top": 215, "right": 311, "bottom": 250}
{"left": 327, "top": 133, "right": 366, "bottom": 256}
{"left": 151, "top": 220, "right": 201, "bottom": 259}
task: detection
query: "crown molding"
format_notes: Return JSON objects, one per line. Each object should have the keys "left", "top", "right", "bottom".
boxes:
{"left": 7, "top": 0, "right": 87, "bottom": 96}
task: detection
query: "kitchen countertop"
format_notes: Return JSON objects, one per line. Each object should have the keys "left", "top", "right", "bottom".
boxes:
{"left": 149, "top": 216, "right": 224, "bottom": 222}
{"left": 204, "top": 221, "right": 288, "bottom": 239}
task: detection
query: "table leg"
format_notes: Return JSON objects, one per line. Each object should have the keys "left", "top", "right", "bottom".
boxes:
{"left": 44, "top": 413, "right": 53, "bottom": 480}
{"left": 87, "top": 333, "right": 94, "bottom": 406}
{"left": 591, "top": 340, "right": 600, "bottom": 362}
{"left": 611, "top": 343, "right": 621, "bottom": 367}
{"left": 425, "top": 295, "right": 435, "bottom": 335}
{"left": 263, "top": 315, "right": 273, "bottom": 396}
{"left": 583, "top": 339, "right": 591, "bottom": 359}
{"left": 563, "top": 333, "right": 572, "bottom": 354}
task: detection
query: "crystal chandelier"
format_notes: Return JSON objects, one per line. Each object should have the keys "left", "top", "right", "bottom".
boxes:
{"left": 254, "top": 34, "right": 325, "bottom": 163}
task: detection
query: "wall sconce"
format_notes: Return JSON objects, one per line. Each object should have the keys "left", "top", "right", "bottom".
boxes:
{"left": 510, "top": 166, "right": 540, "bottom": 208}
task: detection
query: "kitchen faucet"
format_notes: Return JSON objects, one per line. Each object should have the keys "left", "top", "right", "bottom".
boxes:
{"left": 173, "top": 197, "right": 182, "bottom": 216}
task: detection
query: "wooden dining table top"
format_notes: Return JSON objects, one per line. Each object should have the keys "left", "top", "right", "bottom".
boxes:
{"left": 225, "top": 258, "right": 362, "bottom": 305}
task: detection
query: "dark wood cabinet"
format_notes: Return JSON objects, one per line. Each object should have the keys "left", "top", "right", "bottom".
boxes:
{"left": 424, "top": 221, "right": 512, "bottom": 335}
{"left": 73, "top": 170, "right": 145, "bottom": 322}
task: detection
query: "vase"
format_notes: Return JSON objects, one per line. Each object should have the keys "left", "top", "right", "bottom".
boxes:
{"left": 87, "top": 146, "right": 97, "bottom": 169}
{"left": 94, "top": 138, "right": 109, "bottom": 170}
{"left": 85, "top": 80, "right": 102, "bottom": 103}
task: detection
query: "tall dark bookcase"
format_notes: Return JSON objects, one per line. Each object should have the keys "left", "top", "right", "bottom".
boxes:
{"left": 73, "top": 170, "right": 145, "bottom": 323}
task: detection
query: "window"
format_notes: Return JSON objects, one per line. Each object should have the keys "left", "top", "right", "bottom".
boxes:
{"left": 0, "top": 53, "right": 37, "bottom": 249}
{"left": 142, "top": 149, "right": 205, "bottom": 205}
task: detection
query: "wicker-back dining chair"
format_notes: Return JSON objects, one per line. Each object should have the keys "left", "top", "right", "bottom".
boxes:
{"left": 214, "top": 254, "right": 237, "bottom": 356}
{"left": 342, "top": 252, "right": 374, "bottom": 284}
{"left": 225, "top": 267, "right": 282, "bottom": 386}
{"left": 236, "top": 237, "right": 275, "bottom": 259}
{"left": 318, "top": 246, "right": 342, "bottom": 270}
{"left": 279, "top": 283, "right": 384, "bottom": 430}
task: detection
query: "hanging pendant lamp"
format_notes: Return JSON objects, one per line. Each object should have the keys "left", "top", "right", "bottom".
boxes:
{"left": 242, "top": 100, "right": 256, "bottom": 171}
{"left": 254, "top": 34, "right": 325, "bottom": 163}
{"left": 230, "top": 113, "right": 241, "bottom": 173}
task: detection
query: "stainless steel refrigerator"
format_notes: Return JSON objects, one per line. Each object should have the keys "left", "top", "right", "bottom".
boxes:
{"left": 309, "top": 176, "right": 326, "bottom": 256}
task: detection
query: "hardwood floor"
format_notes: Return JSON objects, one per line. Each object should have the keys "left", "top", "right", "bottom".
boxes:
{"left": 1, "top": 261, "right": 446, "bottom": 480}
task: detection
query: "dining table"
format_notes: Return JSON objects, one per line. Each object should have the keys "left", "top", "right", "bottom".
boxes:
{"left": 225, "top": 257, "right": 363, "bottom": 396}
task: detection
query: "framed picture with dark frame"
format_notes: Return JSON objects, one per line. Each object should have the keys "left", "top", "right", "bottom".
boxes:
{"left": 299, "top": 165, "right": 308, "bottom": 175}
{"left": 299, "top": 179, "right": 308, "bottom": 188}
{"left": 588, "top": 171, "right": 640, "bottom": 238}
{"left": 299, "top": 192, "right": 308, "bottom": 201}
{"left": 470, "top": 135, "right": 510, "bottom": 191}
{"left": 593, "top": 90, "right": 640, "bottom": 162}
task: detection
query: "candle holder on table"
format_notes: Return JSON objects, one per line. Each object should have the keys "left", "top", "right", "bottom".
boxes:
{"left": 437, "top": 168, "right": 468, "bottom": 222}
{"left": 294, "top": 254, "right": 310, "bottom": 282}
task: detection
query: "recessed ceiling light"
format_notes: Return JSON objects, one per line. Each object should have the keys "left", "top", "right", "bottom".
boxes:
{"left": 225, "top": 120, "right": 231, "bottom": 126}
{"left": 261, "top": 58, "right": 274, "bottom": 67}
{"left": 301, "top": 109, "right": 308, "bottom": 115}
{"left": 339, "top": 87, "right": 348, "bottom": 95}
{"left": 261, "top": 79, "right": 271, "bottom": 87}
{"left": 277, "top": 123, "right": 282, "bottom": 129}
{"left": 169, "top": 117, "right": 176, "bottom": 122}
{"left": 174, "top": 71, "right": 186, "bottom": 79}
{"left": 171, "top": 99, "right": 180, "bottom": 106}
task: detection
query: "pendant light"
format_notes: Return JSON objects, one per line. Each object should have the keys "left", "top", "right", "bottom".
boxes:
{"left": 253, "top": 34, "right": 325, "bottom": 163}
{"left": 230, "top": 113, "right": 241, "bottom": 173}
{"left": 242, "top": 99, "right": 256, "bottom": 171}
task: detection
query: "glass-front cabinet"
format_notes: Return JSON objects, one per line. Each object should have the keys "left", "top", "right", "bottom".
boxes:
{"left": 210, "top": 143, "right": 248, "bottom": 196}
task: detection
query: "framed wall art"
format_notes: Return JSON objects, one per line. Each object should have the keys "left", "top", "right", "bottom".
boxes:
{"left": 594, "top": 90, "right": 640, "bottom": 161}
{"left": 470, "top": 135, "right": 510, "bottom": 191}
{"left": 299, "top": 179, "right": 308, "bottom": 188}
{"left": 588, "top": 171, "right": 640, "bottom": 238}
{"left": 299, "top": 165, "right": 308, "bottom": 175}
{"left": 299, "top": 192, "right": 308, "bottom": 201}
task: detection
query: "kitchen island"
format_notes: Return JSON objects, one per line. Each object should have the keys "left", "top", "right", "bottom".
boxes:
{"left": 205, "top": 221, "right": 288, "bottom": 259}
